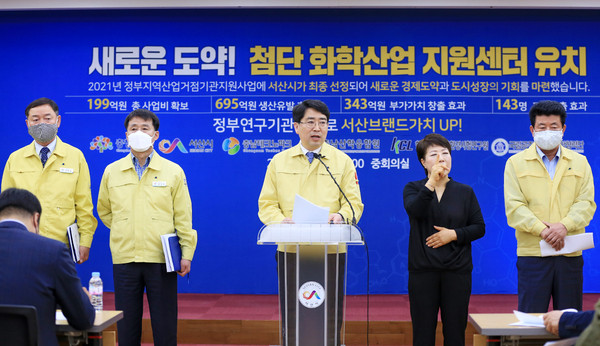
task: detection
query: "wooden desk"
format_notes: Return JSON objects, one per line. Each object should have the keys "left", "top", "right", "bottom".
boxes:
{"left": 56, "top": 310, "right": 123, "bottom": 346}
{"left": 469, "top": 313, "right": 559, "bottom": 346}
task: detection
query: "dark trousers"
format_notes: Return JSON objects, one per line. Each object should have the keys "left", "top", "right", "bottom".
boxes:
{"left": 408, "top": 270, "right": 471, "bottom": 346}
{"left": 517, "top": 256, "right": 583, "bottom": 313}
{"left": 113, "top": 263, "right": 178, "bottom": 346}
{"left": 277, "top": 251, "right": 346, "bottom": 346}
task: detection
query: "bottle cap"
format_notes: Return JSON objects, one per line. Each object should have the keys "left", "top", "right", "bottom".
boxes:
{"left": 92, "top": 272, "right": 100, "bottom": 277}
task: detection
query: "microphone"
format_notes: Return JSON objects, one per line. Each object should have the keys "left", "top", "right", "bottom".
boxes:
{"left": 313, "top": 153, "right": 357, "bottom": 225}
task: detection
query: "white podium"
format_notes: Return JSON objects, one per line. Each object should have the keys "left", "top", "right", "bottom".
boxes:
{"left": 258, "top": 223, "right": 364, "bottom": 346}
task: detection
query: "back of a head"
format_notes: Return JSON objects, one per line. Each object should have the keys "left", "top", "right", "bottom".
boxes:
{"left": 0, "top": 188, "right": 42, "bottom": 220}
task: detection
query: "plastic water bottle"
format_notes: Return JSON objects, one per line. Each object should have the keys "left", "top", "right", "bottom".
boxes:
{"left": 89, "top": 272, "right": 103, "bottom": 311}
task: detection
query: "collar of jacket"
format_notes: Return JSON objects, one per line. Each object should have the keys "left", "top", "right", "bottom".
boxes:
{"left": 0, "top": 220, "right": 29, "bottom": 232}
{"left": 291, "top": 142, "right": 333, "bottom": 160}
{"left": 120, "top": 151, "right": 163, "bottom": 172}
{"left": 523, "top": 143, "right": 572, "bottom": 163}
{"left": 24, "top": 136, "right": 66, "bottom": 159}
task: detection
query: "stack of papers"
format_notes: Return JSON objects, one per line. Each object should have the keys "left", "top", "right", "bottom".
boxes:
{"left": 67, "top": 222, "right": 80, "bottom": 263}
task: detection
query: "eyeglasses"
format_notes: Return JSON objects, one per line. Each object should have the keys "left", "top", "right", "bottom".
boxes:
{"left": 299, "top": 120, "right": 329, "bottom": 128}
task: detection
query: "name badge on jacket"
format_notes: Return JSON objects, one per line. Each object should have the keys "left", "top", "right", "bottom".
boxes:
{"left": 153, "top": 181, "right": 167, "bottom": 187}
{"left": 60, "top": 168, "right": 74, "bottom": 174}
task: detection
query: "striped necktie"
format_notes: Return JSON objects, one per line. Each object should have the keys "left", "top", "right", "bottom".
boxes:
{"left": 40, "top": 147, "right": 50, "bottom": 167}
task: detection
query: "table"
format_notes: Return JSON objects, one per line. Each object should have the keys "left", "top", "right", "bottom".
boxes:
{"left": 469, "top": 313, "right": 559, "bottom": 346}
{"left": 56, "top": 310, "right": 123, "bottom": 346}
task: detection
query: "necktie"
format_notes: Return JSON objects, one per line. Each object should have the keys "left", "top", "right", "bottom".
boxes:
{"left": 306, "top": 152, "right": 314, "bottom": 164}
{"left": 40, "top": 147, "right": 50, "bottom": 167}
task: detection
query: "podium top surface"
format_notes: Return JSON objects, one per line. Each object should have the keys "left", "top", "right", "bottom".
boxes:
{"left": 257, "top": 223, "right": 364, "bottom": 245}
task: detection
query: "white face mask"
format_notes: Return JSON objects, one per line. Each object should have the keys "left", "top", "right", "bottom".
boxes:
{"left": 534, "top": 130, "right": 563, "bottom": 150}
{"left": 128, "top": 131, "right": 153, "bottom": 152}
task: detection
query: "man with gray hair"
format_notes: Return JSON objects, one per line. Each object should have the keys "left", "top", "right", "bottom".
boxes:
{"left": 1, "top": 97, "right": 97, "bottom": 263}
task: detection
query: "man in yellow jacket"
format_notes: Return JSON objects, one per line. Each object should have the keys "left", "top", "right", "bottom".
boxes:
{"left": 1, "top": 97, "right": 97, "bottom": 263}
{"left": 97, "top": 108, "right": 197, "bottom": 346}
{"left": 504, "top": 100, "right": 595, "bottom": 313}
{"left": 258, "top": 99, "right": 364, "bottom": 346}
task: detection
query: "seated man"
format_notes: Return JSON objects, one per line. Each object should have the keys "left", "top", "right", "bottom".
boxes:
{"left": 0, "top": 188, "right": 95, "bottom": 346}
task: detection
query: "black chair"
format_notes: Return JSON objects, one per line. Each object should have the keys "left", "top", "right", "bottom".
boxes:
{"left": 0, "top": 304, "right": 39, "bottom": 346}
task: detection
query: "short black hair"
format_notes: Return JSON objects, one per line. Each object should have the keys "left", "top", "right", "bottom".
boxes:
{"left": 529, "top": 100, "right": 567, "bottom": 127}
{"left": 0, "top": 188, "right": 42, "bottom": 218}
{"left": 292, "top": 99, "right": 330, "bottom": 123}
{"left": 416, "top": 133, "right": 452, "bottom": 176}
{"left": 25, "top": 97, "right": 59, "bottom": 118}
{"left": 124, "top": 109, "right": 160, "bottom": 130}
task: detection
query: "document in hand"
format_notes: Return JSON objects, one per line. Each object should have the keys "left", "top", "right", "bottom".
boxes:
{"left": 539, "top": 233, "right": 595, "bottom": 257}
{"left": 292, "top": 194, "right": 329, "bottom": 223}
{"left": 67, "top": 222, "right": 80, "bottom": 263}
{"left": 161, "top": 233, "right": 182, "bottom": 272}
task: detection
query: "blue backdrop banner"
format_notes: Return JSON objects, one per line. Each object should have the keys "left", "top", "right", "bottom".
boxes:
{"left": 0, "top": 9, "right": 598, "bottom": 294}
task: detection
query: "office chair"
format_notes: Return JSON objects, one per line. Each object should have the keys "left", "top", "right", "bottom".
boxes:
{"left": 0, "top": 304, "right": 39, "bottom": 346}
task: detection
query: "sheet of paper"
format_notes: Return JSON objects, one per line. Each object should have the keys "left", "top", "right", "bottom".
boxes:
{"left": 292, "top": 194, "right": 329, "bottom": 223}
{"left": 510, "top": 310, "right": 544, "bottom": 327}
{"left": 544, "top": 337, "right": 578, "bottom": 346}
{"left": 56, "top": 310, "right": 67, "bottom": 321}
{"left": 540, "top": 233, "right": 594, "bottom": 257}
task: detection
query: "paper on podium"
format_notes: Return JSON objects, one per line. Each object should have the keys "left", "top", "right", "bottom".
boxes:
{"left": 292, "top": 194, "right": 329, "bottom": 223}
{"left": 510, "top": 309, "right": 578, "bottom": 327}
{"left": 540, "top": 233, "right": 594, "bottom": 257}
{"left": 510, "top": 310, "right": 544, "bottom": 327}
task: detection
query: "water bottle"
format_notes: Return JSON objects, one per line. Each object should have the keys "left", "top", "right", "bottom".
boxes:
{"left": 89, "top": 272, "right": 103, "bottom": 311}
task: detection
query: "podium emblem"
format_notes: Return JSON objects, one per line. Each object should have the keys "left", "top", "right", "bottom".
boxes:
{"left": 298, "top": 281, "right": 326, "bottom": 308}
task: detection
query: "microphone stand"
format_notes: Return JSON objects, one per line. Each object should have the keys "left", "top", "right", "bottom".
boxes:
{"left": 313, "top": 153, "right": 357, "bottom": 225}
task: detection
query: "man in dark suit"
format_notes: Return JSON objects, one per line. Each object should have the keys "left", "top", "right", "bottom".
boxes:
{"left": 0, "top": 188, "right": 95, "bottom": 346}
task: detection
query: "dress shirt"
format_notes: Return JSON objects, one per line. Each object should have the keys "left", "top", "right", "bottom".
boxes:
{"left": 536, "top": 145, "right": 561, "bottom": 180}
{"left": 34, "top": 137, "right": 57, "bottom": 157}
{"left": 132, "top": 152, "right": 154, "bottom": 179}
